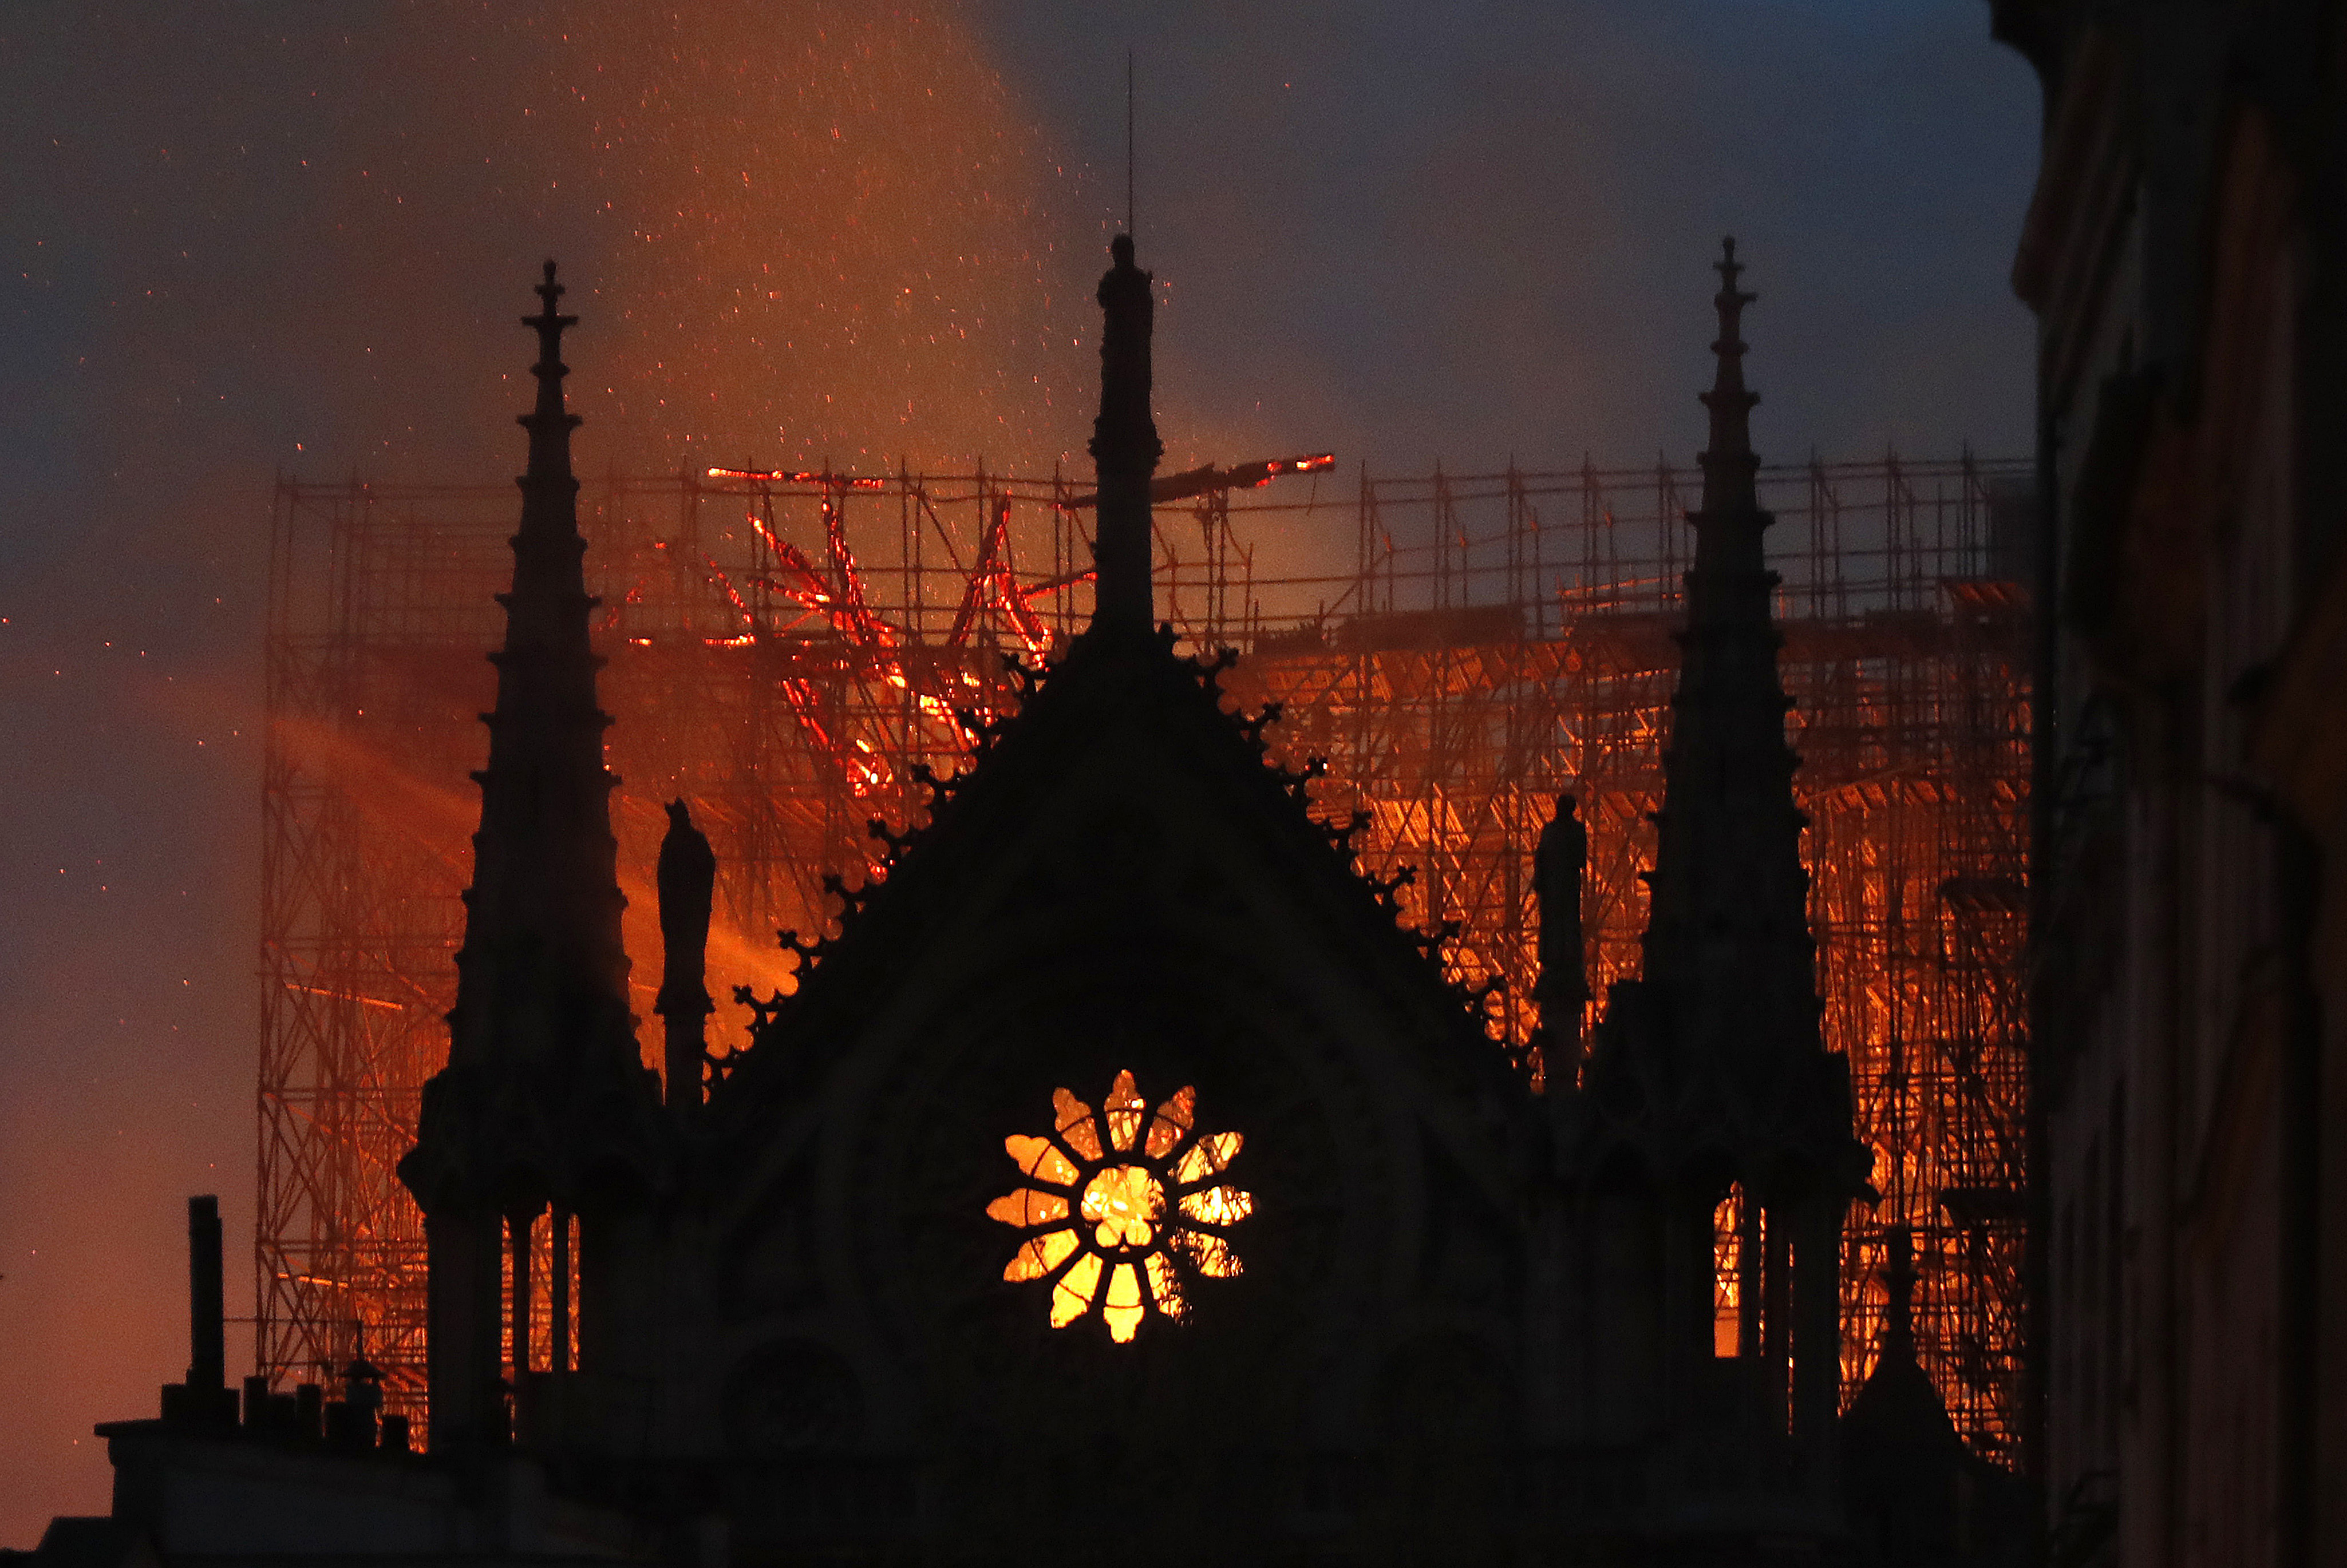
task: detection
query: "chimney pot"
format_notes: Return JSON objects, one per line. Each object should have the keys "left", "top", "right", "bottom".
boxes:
{"left": 295, "top": 1382, "right": 325, "bottom": 1442}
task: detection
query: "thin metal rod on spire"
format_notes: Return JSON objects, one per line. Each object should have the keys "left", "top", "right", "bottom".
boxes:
{"left": 1125, "top": 50, "right": 1136, "bottom": 239}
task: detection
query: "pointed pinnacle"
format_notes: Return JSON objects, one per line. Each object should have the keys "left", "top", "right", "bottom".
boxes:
{"left": 1697, "top": 237, "right": 1760, "bottom": 515}
{"left": 520, "top": 260, "right": 583, "bottom": 477}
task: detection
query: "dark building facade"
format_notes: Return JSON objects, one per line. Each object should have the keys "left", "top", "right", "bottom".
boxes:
{"left": 18, "top": 239, "right": 2013, "bottom": 1566}
{"left": 1992, "top": 6, "right": 2347, "bottom": 1568}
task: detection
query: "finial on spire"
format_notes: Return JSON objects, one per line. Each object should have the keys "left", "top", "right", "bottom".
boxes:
{"left": 1697, "top": 236, "right": 1761, "bottom": 517}
{"left": 520, "top": 260, "right": 582, "bottom": 490}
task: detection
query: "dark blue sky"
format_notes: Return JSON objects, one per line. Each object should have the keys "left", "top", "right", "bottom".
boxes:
{"left": 0, "top": 0, "right": 2038, "bottom": 1535}
{"left": 978, "top": 0, "right": 2041, "bottom": 469}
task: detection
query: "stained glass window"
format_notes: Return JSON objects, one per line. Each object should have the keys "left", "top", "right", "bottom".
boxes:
{"left": 986, "top": 1070, "right": 1251, "bottom": 1342}
{"left": 1713, "top": 1183, "right": 1745, "bottom": 1359}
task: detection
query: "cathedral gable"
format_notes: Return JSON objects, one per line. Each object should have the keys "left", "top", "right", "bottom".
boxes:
{"left": 694, "top": 634, "right": 1530, "bottom": 1463}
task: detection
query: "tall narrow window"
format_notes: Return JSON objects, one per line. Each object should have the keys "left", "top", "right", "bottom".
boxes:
{"left": 549, "top": 1207, "right": 576, "bottom": 1373}
{"left": 505, "top": 1210, "right": 535, "bottom": 1379}
{"left": 1713, "top": 1184, "right": 1744, "bottom": 1358}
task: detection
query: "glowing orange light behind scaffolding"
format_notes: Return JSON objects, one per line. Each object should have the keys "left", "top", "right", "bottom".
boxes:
{"left": 260, "top": 453, "right": 2029, "bottom": 1463}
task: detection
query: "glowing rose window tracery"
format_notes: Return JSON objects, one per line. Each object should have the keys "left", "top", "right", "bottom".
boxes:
{"left": 986, "top": 1070, "right": 1251, "bottom": 1343}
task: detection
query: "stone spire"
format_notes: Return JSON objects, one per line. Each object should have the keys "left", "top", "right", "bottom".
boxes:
{"left": 405, "top": 262, "right": 641, "bottom": 1202}
{"left": 402, "top": 263, "right": 651, "bottom": 1451}
{"left": 1086, "top": 233, "right": 1163, "bottom": 636}
{"left": 1635, "top": 237, "right": 1819, "bottom": 1076}
{"left": 1555, "top": 245, "right": 1863, "bottom": 1476}
{"left": 445, "top": 261, "right": 633, "bottom": 1076}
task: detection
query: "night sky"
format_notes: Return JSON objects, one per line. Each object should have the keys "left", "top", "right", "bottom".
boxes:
{"left": 0, "top": 1, "right": 2037, "bottom": 1535}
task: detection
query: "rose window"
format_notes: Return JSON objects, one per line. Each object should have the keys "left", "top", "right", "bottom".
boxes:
{"left": 986, "top": 1070, "right": 1251, "bottom": 1343}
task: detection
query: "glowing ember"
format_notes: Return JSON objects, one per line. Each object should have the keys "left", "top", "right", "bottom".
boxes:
{"left": 705, "top": 467, "right": 884, "bottom": 490}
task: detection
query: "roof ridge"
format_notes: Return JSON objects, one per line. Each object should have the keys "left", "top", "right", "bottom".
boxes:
{"left": 713, "top": 629, "right": 1508, "bottom": 1098}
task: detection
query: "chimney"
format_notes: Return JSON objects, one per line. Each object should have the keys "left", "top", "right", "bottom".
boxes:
{"left": 162, "top": 1195, "right": 236, "bottom": 1426}
{"left": 188, "top": 1195, "right": 224, "bottom": 1391}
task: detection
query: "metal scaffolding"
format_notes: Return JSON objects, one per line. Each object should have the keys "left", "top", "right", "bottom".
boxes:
{"left": 259, "top": 453, "right": 2031, "bottom": 1464}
